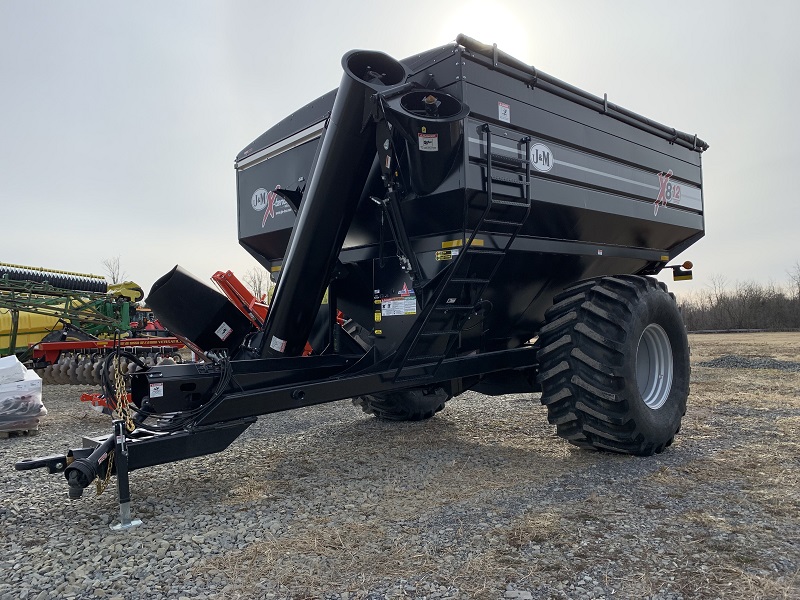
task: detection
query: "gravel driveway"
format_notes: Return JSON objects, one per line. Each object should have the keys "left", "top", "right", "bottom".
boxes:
{"left": 1, "top": 333, "right": 798, "bottom": 599}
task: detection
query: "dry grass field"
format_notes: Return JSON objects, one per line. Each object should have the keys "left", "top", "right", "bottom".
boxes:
{"left": 1, "top": 332, "right": 798, "bottom": 599}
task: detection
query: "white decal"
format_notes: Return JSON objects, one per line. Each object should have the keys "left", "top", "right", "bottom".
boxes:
{"left": 214, "top": 322, "right": 233, "bottom": 341}
{"left": 418, "top": 133, "right": 439, "bottom": 152}
{"left": 530, "top": 143, "right": 554, "bottom": 172}
{"left": 270, "top": 335, "right": 287, "bottom": 353}
{"left": 149, "top": 382, "right": 164, "bottom": 398}
{"left": 498, "top": 101, "right": 510, "bottom": 123}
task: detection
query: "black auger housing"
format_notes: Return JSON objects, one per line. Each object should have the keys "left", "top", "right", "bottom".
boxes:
{"left": 16, "top": 35, "right": 708, "bottom": 519}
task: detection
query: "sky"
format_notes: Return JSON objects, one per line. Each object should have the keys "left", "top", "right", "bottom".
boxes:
{"left": 1, "top": 0, "right": 798, "bottom": 298}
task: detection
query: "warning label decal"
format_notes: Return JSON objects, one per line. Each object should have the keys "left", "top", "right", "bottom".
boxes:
{"left": 373, "top": 282, "right": 416, "bottom": 317}
{"left": 215, "top": 322, "right": 233, "bottom": 341}
{"left": 269, "top": 336, "right": 287, "bottom": 353}
{"left": 381, "top": 296, "right": 417, "bottom": 316}
{"left": 498, "top": 101, "right": 510, "bottom": 123}
{"left": 436, "top": 249, "right": 459, "bottom": 261}
{"left": 418, "top": 133, "right": 439, "bottom": 152}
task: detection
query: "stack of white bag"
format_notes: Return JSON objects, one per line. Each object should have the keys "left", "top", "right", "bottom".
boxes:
{"left": 0, "top": 355, "right": 47, "bottom": 433}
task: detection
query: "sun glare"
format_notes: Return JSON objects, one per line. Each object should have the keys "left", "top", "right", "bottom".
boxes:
{"left": 438, "top": 1, "right": 532, "bottom": 63}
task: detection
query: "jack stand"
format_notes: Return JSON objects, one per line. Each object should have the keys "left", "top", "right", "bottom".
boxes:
{"left": 109, "top": 420, "right": 142, "bottom": 531}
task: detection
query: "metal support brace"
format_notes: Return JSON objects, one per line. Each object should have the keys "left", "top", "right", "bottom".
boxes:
{"left": 109, "top": 420, "right": 142, "bottom": 531}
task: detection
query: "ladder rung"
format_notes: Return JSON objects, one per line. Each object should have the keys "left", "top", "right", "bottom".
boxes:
{"left": 491, "top": 199, "right": 529, "bottom": 207}
{"left": 466, "top": 248, "right": 505, "bottom": 256}
{"left": 406, "top": 354, "right": 446, "bottom": 363}
{"left": 484, "top": 218, "right": 524, "bottom": 226}
{"left": 394, "top": 374, "right": 434, "bottom": 384}
{"left": 451, "top": 278, "right": 490, "bottom": 284}
{"left": 489, "top": 153, "right": 528, "bottom": 166}
{"left": 490, "top": 175, "right": 528, "bottom": 185}
{"left": 434, "top": 304, "right": 473, "bottom": 311}
{"left": 420, "top": 330, "right": 460, "bottom": 337}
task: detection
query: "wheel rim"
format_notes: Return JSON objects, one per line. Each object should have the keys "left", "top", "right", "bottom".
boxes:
{"left": 635, "top": 323, "right": 673, "bottom": 409}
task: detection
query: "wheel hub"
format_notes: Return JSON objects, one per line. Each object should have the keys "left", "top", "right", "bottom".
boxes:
{"left": 635, "top": 323, "right": 673, "bottom": 409}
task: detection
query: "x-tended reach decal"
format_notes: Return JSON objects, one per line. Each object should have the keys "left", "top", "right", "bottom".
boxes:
{"left": 262, "top": 186, "right": 281, "bottom": 227}
{"left": 654, "top": 170, "right": 681, "bottom": 216}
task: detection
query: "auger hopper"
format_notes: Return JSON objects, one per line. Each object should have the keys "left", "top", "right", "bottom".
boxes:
{"left": 17, "top": 36, "right": 708, "bottom": 525}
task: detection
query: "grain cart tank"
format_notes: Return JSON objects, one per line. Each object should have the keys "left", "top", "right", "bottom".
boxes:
{"left": 17, "top": 36, "right": 707, "bottom": 524}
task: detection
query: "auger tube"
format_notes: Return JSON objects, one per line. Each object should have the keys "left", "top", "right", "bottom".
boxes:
{"left": 258, "top": 50, "right": 408, "bottom": 358}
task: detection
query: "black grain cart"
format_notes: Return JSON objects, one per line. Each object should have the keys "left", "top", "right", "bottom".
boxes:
{"left": 18, "top": 35, "right": 707, "bottom": 527}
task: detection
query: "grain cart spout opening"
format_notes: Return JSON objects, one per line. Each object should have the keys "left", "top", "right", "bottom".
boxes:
{"left": 15, "top": 36, "right": 709, "bottom": 524}
{"left": 260, "top": 50, "right": 409, "bottom": 358}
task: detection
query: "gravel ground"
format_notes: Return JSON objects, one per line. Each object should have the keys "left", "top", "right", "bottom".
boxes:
{"left": 1, "top": 332, "right": 798, "bottom": 599}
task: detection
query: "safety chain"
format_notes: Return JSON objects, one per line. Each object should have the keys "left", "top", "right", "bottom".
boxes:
{"left": 112, "top": 354, "right": 136, "bottom": 433}
{"left": 95, "top": 352, "right": 135, "bottom": 496}
{"left": 95, "top": 448, "right": 114, "bottom": 496}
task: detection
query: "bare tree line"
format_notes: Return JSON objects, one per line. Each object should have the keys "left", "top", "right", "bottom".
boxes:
{"left": 678, "top": 261, "right": 800, "bottom": 332}
{"left": 242, "top": 266, "right": 273, "bottom": 301}
{"left": 101, "top": 255, "right": 127, "bottom": 284}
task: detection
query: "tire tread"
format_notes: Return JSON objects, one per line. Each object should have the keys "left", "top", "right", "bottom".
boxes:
{"left": 537, "top": 275, "right": 688, "bottom": 456}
